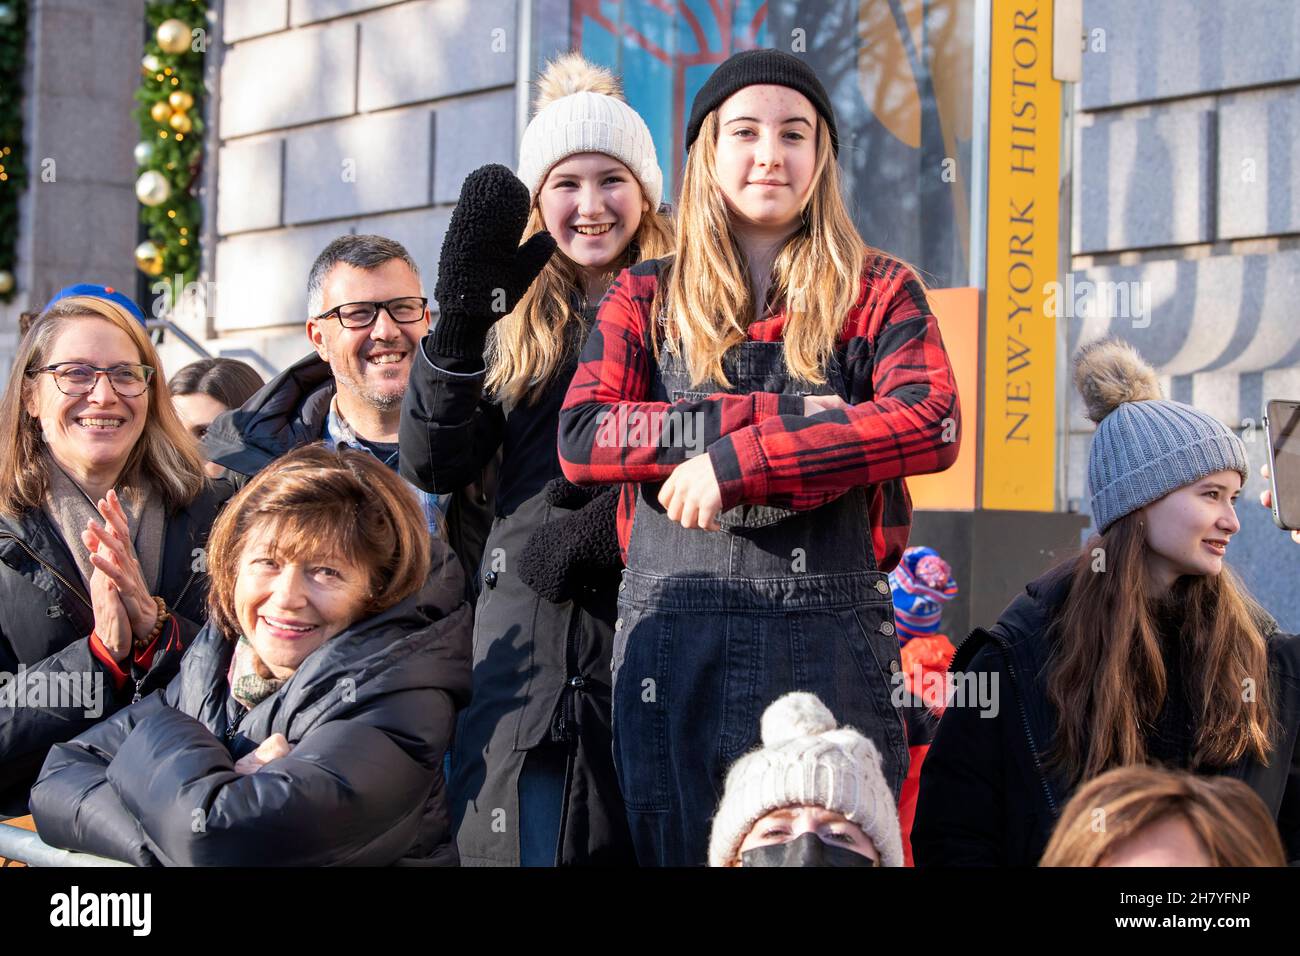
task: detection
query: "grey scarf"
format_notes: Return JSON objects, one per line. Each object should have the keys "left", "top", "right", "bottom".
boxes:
{"left": 42, "top": 460, "right": 166, "bottom": 595}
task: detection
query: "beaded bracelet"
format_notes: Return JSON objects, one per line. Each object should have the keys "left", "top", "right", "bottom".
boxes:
{"left": 135, "top": 595, "right": 170, "bottom": 652}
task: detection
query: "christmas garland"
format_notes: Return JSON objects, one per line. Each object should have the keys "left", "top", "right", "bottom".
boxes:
{"left": 133, "top": 0, "right": 208, "bottom": 309}
{"left": 0, "top": 1, "right": 28, "bottom": 303}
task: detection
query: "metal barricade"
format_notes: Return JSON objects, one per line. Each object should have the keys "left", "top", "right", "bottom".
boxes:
{"left": 0, "top": 820, "right": 132, "bottom": 867}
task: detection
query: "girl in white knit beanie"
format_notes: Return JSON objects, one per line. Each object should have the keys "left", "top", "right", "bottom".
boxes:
{"left": 710, "top": 692, "right": 904, "bottom": 867}
{"left": 402, "top": 54, "right": 672, "bottom": 866}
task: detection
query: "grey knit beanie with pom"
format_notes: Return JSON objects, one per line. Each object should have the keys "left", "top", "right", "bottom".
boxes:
{"left": 707, "top": 692, "right": 903, "bottom": 867}
{"left": 1075, "top": 338, "right": 1249, "bottom": 534}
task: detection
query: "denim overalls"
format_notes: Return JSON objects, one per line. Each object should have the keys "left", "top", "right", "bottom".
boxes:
{"left": 610, "top": 339, "right": 909, "bottom": 866}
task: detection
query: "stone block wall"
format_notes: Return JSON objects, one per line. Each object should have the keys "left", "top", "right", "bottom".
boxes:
{"left": 1070, "top": 0, "right": 1300, "bottom": 627}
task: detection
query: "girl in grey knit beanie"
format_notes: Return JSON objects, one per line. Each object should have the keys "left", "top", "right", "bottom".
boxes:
{"left": 911, "top": 338, "right": 1298, "bottom": 867}
{"left": 1076, "top": 336, "right": 1249, "bottom": 538}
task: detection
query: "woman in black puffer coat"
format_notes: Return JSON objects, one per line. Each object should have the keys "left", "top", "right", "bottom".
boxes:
{"left": 0, "top": 293, "right": 230, "bottom": 816}
{"left": 30, "top": 446, "right": 471, "bottom": 866}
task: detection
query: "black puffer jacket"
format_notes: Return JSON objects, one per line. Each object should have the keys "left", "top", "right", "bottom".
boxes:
{"left": 29, "top": 544, "right": 473, "bottom": 866}
{"left": 0, "top": 481, "right": 230, "bottom": 815}
{"left": 201, "top": 353, "right": 335, "bottom": 482}
{"left": 912, "top": 562, "right": 1300, "bottom": 865}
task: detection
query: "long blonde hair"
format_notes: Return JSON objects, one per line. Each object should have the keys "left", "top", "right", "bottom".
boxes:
{"left": 485, "top": 197, "right": 673, "bottom": 406}
{"left": 660, "top": 109, "right": 906, "bottom": 389}
{"left": 1047, "top": 512, "right": 1276, "bottom": 783}
{"left": 0, "top": 296, "right": 207, "bottom": 517}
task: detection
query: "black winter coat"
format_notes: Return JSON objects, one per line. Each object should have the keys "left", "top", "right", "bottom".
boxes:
{"left": 400, "top": 323, "right": 634, "bottom": 866}
{"left": 0, "top": 481, "right": 230, "bottom": 815}
{"left": 203, "top": 352, "right": 494, "bottom": 601}
{"left": 912, "top": 562, "right": 1300, "bottom": 865}
{"left": 29, "top": 545, "right": 473, "bottom": 866}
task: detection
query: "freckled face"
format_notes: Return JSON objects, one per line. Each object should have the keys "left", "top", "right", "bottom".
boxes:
{"left": 713, "top": 85, "right": 818, "bottom": 232}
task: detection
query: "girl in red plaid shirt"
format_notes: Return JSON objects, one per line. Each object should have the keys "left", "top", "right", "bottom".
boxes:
{"left": 558, "top": 49, "right": 961, "bottom": 866}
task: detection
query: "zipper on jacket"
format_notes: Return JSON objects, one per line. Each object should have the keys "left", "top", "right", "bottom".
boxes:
{"left": 226, "top": 705, "right": 247, "bottom": 742}
{"left": 0, "top": 531, "right": 92, "bottom": 610}
{"left": 551, "top": 610, "right": 583, "bottom": 744}
{"left": 172, "top": 568, "right": 199, "bottom": 613}
{"left": 979, "top": 628, "right": 1060, "bottom": 817}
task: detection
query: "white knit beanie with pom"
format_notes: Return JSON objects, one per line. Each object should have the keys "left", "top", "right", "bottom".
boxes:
{"left": 516, "top": 53, "right": 663, "bottom": 210}
{"left": 707, "top": 692, "right": 904, "bottom": 867}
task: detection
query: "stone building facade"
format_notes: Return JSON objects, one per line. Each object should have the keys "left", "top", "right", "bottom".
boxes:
{"left": 1067, "top": 0, "right": 1300, "bottom": 627}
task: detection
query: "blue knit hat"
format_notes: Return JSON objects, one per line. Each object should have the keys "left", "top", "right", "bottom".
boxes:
{"left": 1075, "top": 338, "right": 1249, "bottom": 534}
{"left": 43, "top": 283, "right": 147, "bottom": 325}
{"left": 888, "top": 546, "right": 958, "bottom": 642}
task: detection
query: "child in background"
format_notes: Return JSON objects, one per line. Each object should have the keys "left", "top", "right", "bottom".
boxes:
{"left": 888, "top": 545, "right": 958, "bottom": 866}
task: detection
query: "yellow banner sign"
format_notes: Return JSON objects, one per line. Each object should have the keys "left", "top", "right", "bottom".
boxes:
{"left": 981, "top": 0, "right": 1060, "bottom": 510}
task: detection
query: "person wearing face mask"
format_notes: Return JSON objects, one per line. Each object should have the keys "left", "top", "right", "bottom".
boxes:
{"left": 709, "top": 692, "right": 903, "bottom": 867}
{"left": 0, "top": 291, "right": 229, "bottom": 817}
{"left": 558, "top": 48, "right": 960, "bottom": 866}
{"left": 29, "top": 446, "right": 471, "bottom": 865}
{"left": 913, "top": 338, "right": 1300, "bottom": 866}
{"left": 400, "top": 54, "right": 672, "bottom": 867}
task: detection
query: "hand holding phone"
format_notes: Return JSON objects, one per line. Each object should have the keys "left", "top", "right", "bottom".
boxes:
{"left": 1259, "top": 464, "right": 1300, "bottom": 544}
{"left": 1262, "top": 400, "right": 1300, "bottom": 535}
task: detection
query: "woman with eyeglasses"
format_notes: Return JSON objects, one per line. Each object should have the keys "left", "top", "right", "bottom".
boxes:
{"left": 0, "top": 294, "right": 230, "bottom": 817}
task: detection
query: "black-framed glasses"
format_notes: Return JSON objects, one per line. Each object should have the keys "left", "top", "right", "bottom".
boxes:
{"left": 31, "top": 362, "right": 155, "bottom": 398}
{"left": 314, "top": 297, "right": 429, "bottom": 329}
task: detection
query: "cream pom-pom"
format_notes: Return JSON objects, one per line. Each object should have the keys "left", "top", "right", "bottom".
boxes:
{"left": 533, "top": 53, "right": 623, "bottom": 112}
{"left": 1073, "top": 337, "right": 1163, "bottom": 423}
{"left": 760, "top": 692, "right": 837, "bottom": 747}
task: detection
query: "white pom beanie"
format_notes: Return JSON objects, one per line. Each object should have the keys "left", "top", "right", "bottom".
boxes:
{"left": 708, "top": 692, "right": 904, "bottom": 867}
{"left": 516, "top": 55, "right": 663, "bottom": 211}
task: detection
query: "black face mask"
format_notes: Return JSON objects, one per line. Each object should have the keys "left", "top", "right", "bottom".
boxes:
{"left": 740, "top": 831, "right": 879, "bottom": 867}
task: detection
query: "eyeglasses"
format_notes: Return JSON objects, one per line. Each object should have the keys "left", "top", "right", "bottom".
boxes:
{"left": 31, "top": 362, "right": 155, "bottom": 398}
{"left": 314, "top": 297, "right": 429, "bottom": 329}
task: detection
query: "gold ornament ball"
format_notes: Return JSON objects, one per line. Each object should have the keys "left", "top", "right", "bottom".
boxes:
{"left": 134, "top": 242, "right": 165, "bottom": 278}
{"left": 168, "top": 91, "right": 194, "bottom": 112}
{"left": 156, "top": 19, "right": 191, "bottom": 55}
{"left": 133, "top": 141, "right": 155, "bottom": 167}
{"left": 141, "top": 54, "right": 162, "bottom": 75}
{"left": 0, "top": 270, "right": 14, "bottom": 295}
{"left": 135, "top": 170, "right": 172, "bottom": 207}
{"left": 150, "top": 101, "right": 173, "bottom": 124}
{"left": 168, "top": 112, "right": 193, "bottom": 134}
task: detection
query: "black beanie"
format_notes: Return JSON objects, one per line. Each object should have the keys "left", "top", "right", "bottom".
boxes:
{"left": 685, "top": 49, "right": 838, "bottom": 155}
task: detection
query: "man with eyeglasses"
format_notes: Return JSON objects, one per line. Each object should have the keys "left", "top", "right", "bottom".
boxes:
{"left": 204, "top": 234, "right": 496, "bottom": 596}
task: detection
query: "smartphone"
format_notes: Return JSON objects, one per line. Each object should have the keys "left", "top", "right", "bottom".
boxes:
{"left": 1263, "top": 399, "right": 1300, "bottom": 530}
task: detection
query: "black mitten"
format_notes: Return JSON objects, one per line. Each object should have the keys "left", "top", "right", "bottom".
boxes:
{"left": 544, "top": 475, "right": 605, "bottom": 510}
{"left": 430, "top": 164, "right": 558, "bottom": 360}
{"left": 518, "top": 485, "right": 622, "bottom": 604}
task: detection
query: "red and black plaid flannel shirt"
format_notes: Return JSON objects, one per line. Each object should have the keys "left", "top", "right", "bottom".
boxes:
{"left": 558, "top": 255, "right": 961, "bottom": 572}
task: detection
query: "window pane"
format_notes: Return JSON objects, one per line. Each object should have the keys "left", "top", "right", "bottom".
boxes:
{"left": 562, "top": 0, "right": 976, "bottom": 287}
